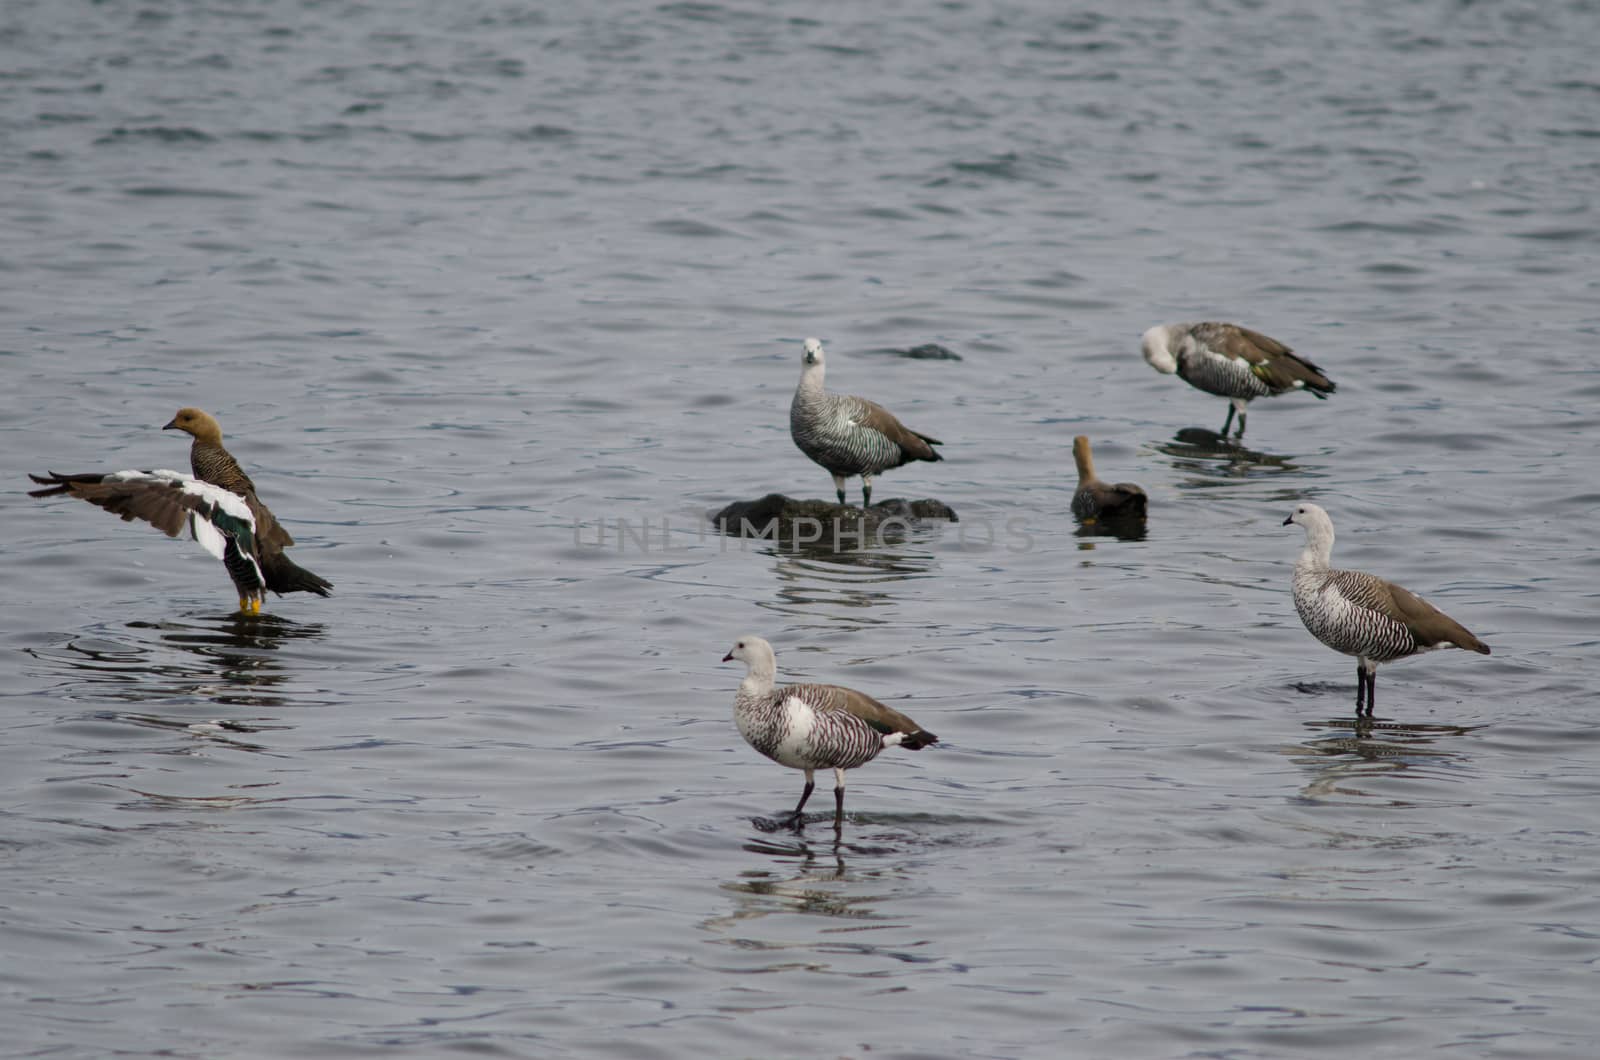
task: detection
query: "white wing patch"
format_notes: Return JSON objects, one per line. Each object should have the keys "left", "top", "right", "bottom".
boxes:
{"left": 179, "top": 478, "right": 254, "bottom": 523}
{"left": 189, "top": 512, "right": 229, "bottom": 560}
{"left": 101, "top": 470, "right": 258, "bottom": 574}
{"left": 106, "top": 468, "right": 188, "bottom": 486}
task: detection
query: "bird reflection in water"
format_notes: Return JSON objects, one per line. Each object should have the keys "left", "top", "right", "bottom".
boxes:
{"left": 765, "top": 533, "right": 939, "bottom": 616}
{"left": 33, "top": 611, "right": 324, "bottom": 712}
{"left": 1154, "top": 427, "right": 1303, "bottom": 485}
{"left": 702, "top": 834, "right": 910, "bottom": 939}
{"left": 106, "top": 712, "right": 281, "bottom": 753}
{"left": 1287, "top": 709, "right": 1484, "bottom": 803}
{"left": 134, "top": 612, "right": 323, "bottom": 700}
{"left": 1074, "top": 514, "right": 1148, "bottom": 545}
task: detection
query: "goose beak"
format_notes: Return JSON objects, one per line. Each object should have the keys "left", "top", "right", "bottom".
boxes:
{"left": 162, "top": 417, "right": 179, "bottom": 430}
{"left": 721, "top": 651, "right": 734, "bottom": 662}
{"left": 1282, "top": 514, "right": 1294, "bottom": 526}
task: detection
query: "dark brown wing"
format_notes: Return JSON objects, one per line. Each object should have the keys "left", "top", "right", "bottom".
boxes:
{"left": 1328, "top": 568, "right": 1489, "bottom": 654}
{"left": 854, "top": 398, "right": 944, "bottom": 463}
{"left": 1075, "top": 481, "right": 1149, "bottom": 519}
{"left": 1383, "top": 579, "right": 1490, "bottom": 654}
{"left": 1196, "top": 322, "right": 1336, "bottom": 396}
{"left": 241, "top": 495, "right": 294, "bottom": 552}
{"left": 1100, "top": 482, "right": 1149, "bottom": 515}
{"left": 806, "top": 683, "right": 938, "bottom": 746}
{"left": 28, "top": 471, "right": 199, "bottom": 537}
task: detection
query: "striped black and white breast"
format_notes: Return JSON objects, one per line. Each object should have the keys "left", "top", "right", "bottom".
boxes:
{"left": 736, "top": 684, "right": 887, "bottom": 771}
{"left": 1177, "top": 347, "right": 1272, "bottom": 401}
{"left": 1294, "top": 569, "right": 1420, "bottom": 662}
{"left": 791, "top": 394, "right": 905, "bottom": 476}
{"left": 220, "top": 537, "right": 266, "bottom": 595}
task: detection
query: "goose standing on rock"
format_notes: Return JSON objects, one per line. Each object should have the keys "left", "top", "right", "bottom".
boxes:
{"left": 1142, "top": 322, "right": 1335, "bottom": 438}
{"left": 1284, "top": 502, "right": 1489, "bottom": 716}
{"left": 790, "top": 337, "right": 943, "bottom": 508}
{"left": 723, "top": 635, "right": 938, "bottom": 831}
{"left": 28, "top": 408, "right": 332, "bottom": 615}
{"left": 1070, "top": 435, "right": 1147, "bottom": 521}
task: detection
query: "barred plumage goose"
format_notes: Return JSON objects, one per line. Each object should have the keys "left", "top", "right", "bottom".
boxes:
{"left": 722, "top": 635, "right": 937, "bottom": 830}
{"left": 790, "top": 338, "right": 943, "bottom": 508}
{"left": 1142, "top": 322, "right": 1335, "bottom": 438}
{"left": 1284, "top": 503, "right": 1489, "bottom": 716}
{"left": 28, "top": 408, "right": 332, "bottom": 614}
{"left": 1070, "top": 435, "right": 1147, "bottom": 521}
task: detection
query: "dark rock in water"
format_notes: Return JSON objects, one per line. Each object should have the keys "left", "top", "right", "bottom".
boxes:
{"left": 899, "top": 343, "right": 962, "bottom": 361}
{"left": 713, "top": 493, "right": 958, "bottom": 538}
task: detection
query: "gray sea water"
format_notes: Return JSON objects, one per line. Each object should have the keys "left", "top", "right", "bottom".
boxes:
{"left": 4, "top": 0, "right": 1599, "bottom": 1056}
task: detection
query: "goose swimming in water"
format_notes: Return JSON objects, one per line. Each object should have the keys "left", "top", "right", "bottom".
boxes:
{"left": 1070, "top": 435, "right": 1147, "bottom": 522}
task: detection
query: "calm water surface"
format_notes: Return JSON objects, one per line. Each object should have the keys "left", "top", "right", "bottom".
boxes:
{"left": 3, "top": 0, "right": 1599, "bottom": 1056}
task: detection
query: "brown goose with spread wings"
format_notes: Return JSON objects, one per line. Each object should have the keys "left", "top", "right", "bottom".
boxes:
{"left": 29, "top": 408, "right": 331, "bottom": 614}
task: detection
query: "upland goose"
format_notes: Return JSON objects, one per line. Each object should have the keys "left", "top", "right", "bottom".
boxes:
{"left": 722, "top": 635, "right": 937, "bottom": 830}
{"left": 1070, "top": 435, "right": 1147, "bottom": 521}
{"left": 790, "top": 338, "right": 943, "bottom": 507}
{"left": 28, "top": 408, "right": 332, "bottom": 614}
{"left": 1284, "top": 502, "right": 1489, "bottom": 716}
{"left": 1142, "top": 322, "right": 1335, "bottom": 438}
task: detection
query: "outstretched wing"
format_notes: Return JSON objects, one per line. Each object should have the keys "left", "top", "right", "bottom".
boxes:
{"left": 28, "top": 470, "right": 260, "bottom": 571}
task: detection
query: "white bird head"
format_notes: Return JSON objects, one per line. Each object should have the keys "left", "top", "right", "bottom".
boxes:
{"left": 722, "top": 634, "right": 773, "bottom": 665}
{"left": 801, "top": 337, "right": 826, "bottom": 368}
{"left": 1283, "top": 501, "right": 1336, "bottom": 540}
{"left": 1140, "top": 324, "right": 1180, "bottom": 375}
{"left": 722, "top": 635, "right": 780, "bottom": 688}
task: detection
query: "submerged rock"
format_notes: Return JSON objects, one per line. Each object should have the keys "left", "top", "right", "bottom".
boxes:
{"left": 897, "top": 343, "right": 962, "bottom": 361}
{"left": 713, "top": 493, "right": 958, "bottom": 539}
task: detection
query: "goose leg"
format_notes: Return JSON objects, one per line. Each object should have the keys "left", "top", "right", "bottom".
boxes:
{"left": 1235, "top": 403, "right": 1248, "bottom": 438}
{"left": 785, "top": 769, "right": 816, "bottom": 829}
{"left": 1356, "top": 661, "right": 1377, "bottom": 718}
{"left": 832, "top": 767, "right": 847, "bottom": 833}
{"left": 831, "top": 474, "right": 847, "bottom": 507}
{"left": 1220, "top": 405, "right": 1236, "bottom": 437}
{"left": 861, "top": 476, "right": 873, "bottom": 509}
